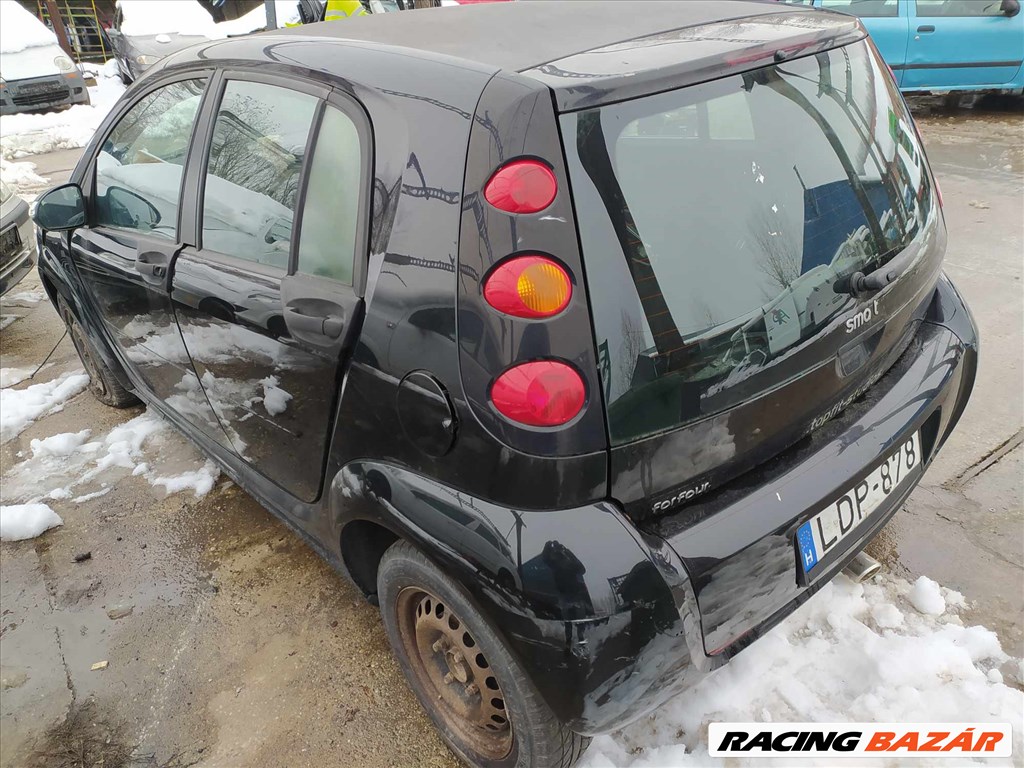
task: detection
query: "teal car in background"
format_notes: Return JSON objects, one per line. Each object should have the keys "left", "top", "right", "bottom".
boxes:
{"left": 783, "top": 0, "right": 1024, "bottom": 93}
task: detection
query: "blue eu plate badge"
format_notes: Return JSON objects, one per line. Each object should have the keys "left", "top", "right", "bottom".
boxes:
{"left": 797, "top": 521, "right": 818, "bottom": 572}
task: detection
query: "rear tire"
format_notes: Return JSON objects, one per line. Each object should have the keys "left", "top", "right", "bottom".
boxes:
{"left": 377, "top": 540, "right": 590, "bottom": 768}
{"left": 58, "top": 297, "right": 139, "bottom": 409}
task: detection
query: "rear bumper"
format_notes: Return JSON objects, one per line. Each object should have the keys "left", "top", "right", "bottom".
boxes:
{"left": 531, "top": 274, "right": 975, "bottom": 733}
{"left": 335, "top": 275, "right": 977, "bottom": 736}
{"left": 654, "top": 273, "right": 978, "bottom": 662}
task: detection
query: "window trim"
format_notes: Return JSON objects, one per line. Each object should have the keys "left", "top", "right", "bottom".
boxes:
{"left": 84, "top": 69, "right": 216, "bottom": 244}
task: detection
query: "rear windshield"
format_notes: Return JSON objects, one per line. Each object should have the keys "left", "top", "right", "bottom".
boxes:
{"left": 562, "top": 40, "right": 934, "bottom": 445}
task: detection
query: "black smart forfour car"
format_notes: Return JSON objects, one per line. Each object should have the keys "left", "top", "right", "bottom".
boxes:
{"left": 33, "top": 2, "right": 978, "bottom": 765}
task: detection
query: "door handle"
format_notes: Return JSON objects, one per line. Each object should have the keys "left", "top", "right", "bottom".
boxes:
{"left": 917, "top": 25, "right": 935, "bottom": 32}
{"left": 284, "top": 307, "right": 345, "bottom": 339}
{"left": 136, "top": 262, "right": 165, "bottom": 277}
{"left": 135, "top": 250, "right": 169, "bottom": 284}
{"left": 322, "top": 315, "right": 344, "bottom": 339}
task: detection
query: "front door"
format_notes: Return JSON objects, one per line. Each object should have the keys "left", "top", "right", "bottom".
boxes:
{"left": 70, "top": 75, "right": 235, "bottom": 452}
{"left": 171, "top": 75, "right": 368, "bottom": 502}
{"left": 904, "top": 0, "right": 1024, "bottom": 88}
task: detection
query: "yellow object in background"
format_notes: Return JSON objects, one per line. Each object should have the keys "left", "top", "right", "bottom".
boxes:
{"left": 325, "top": 0, "right": 368, "bottom": 20}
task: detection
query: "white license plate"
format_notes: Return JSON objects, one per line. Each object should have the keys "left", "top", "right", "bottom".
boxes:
{"left": 797, "top": 432, "right": 921, "bottom": 573}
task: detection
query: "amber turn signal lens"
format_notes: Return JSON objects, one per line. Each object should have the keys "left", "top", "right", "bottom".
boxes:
{"left": 483, "top": 256, "right": 572, "bottom": 319}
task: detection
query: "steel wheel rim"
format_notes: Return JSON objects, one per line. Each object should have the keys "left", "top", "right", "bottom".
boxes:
{"left": 395, "top": 587, "right": 513, "bottom": 760}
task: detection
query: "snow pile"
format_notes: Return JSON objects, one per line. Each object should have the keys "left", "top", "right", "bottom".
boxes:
{"left": 151, "top": 461, "right": 219, "bottom": 497}
{"left": 118, "top": 0, "right": 225, "bottom": 37}
{"left": 3, "top": 411, "right": 220, "bottom": 501}
{"left": 116, "top": 0, "right": 298, "bottom": 38}
{"left": 0, "top": 503, "right": 62, "bottom": 541}
{"left": 215, "top": 0, "right": 302, "bottom": 34}
{"left": 71, "top": 487, "right": 110, "bottom": 503}
{"left": 260, "top": 376, "right": 292, "bottom": 416}
{"left": 0, "top": 370, "right": 89, "bottom": 442}
{"left": 0, "top": 0, "right": 58, "bottom": 54}
{"left": 908, "top": 575, "right": 947, "bottom": 616}
{"left": 0, "top": 63, "right": 125, "bottom": 159}
{"left": 80, "top": 59, "right": 120, "bottom": 80}
{"left": 0, "top": 367, "right": 35, "bottom": 388}
{"left": 2, "top": 287, "right": 45, "bottom": 305}
{"left": 0, "top": 157, "right": 48, "bottom": 190}
{"left": 582, "top": 575, "right": 1023, "bottom": 768}
{"left": 30, "top": 428, "right": 91, "bottom": 458}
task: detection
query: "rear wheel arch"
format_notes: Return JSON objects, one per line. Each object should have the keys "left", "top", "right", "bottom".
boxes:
{"left": 339, "top": 518, "right": 400, "bottom": 601}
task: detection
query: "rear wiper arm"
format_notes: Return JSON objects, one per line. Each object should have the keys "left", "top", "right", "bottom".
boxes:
{"left": 834, "top": 244, "right": 919, "bottom": 298}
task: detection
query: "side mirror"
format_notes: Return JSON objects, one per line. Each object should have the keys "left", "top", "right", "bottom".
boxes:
{"left": 32, "top": 183, "right": 87, "bottom": 231}
{"left": 1003, "top": 0, "right": 1021, "bottom": 16}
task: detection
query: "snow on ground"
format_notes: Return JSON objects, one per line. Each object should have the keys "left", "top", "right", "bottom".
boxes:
{"left": 0, "top": 503, "right": 62, "bottom": 541}
{"left": 0, "top": 156, "right": 48, "bottom": 189}
{"left": 0, "top": 366, "right": 36, "bottom": 388}
{"left": 2, "top": 407, "right": 220, "bottom": 502}
{"left": 0, "top": 62, "right": 125, "bottom": 160}
{"left": 2, "top": 287, "right": 45, "bottom": 305}
{"left": 582, "top": 574, "right": 1023, "bottom": 768}
{"left": 0, "top": 370, "right": 89, "bottom": 442}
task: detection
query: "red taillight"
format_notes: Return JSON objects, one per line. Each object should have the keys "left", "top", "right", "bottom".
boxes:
{"left": 484, "top": 159, "right": 557, "bottom": 214}
{"left": 483, "top": 255, "right": 572, "bottom": 318}
{"left": 490, "top": 361, "right": 585, "bottom": 427}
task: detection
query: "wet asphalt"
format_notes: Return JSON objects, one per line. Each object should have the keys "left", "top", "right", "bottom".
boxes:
{"left": 0, "top": 96, "right": 1021, "bottom": 767}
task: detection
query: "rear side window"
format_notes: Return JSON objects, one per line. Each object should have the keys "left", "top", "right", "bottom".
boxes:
{"left": 95, "top": 78, "right": 206, "bottom": 239}
{"left": 819, "top": 0, "right": 899, "bottom": 16}
{"left": 200, "top": 80, "right": 318, "bottom": 268}
{"left": 297, "top": 105, "right": 362, "bottom": 284}
{"left": 916, "top": 0, "right": 1005, "bottom": 16}
{"left": 562, "top": 41, "right": 933, "bottom": 444}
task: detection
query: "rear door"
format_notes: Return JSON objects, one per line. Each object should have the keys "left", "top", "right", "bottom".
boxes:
{"left": 70, "top": 74, "right": 234, "bottom": 451}
{"left": 903, "top": 0, "right": 1024, "bottom": 89}
{"left": 171, "top": 73, "right": 369, "bottom": 502}
{"left": 818, "top": 0, "right": 911, "bottom": 83}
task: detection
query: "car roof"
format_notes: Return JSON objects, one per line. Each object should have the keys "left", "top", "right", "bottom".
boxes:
{"left": 155, "top": 1, "right": 863, "bottom": 113}
{"left": 275, "top": 0, "right": 810, "bottom": 73}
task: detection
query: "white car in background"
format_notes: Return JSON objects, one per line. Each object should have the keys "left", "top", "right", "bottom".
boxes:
{"left": 0, "top": 0, "right": 90, "bottom": 115}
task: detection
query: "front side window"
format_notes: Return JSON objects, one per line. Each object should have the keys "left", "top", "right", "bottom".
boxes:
{"left": 94, "top": 78, "right": 206, "bottom": 239}
{"left": 916, "top": 0, "right": 1005, "bottom": 16}
{"left": 563, "top": 41, "right": 934, "bottom": 444}
{"left": 201, "top": 80, "right": 318, "bottom": 269}
{"left": 820, "top": 0, "right": 899, "bottom": 16}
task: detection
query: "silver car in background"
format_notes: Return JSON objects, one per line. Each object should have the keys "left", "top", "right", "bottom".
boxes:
{"left": 0, "top": 181, "right": 36, "bottom": 295}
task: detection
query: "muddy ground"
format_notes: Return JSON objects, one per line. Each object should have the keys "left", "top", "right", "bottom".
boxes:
{"left": 1, "top": 98, "right": 1022, "bottom": 767}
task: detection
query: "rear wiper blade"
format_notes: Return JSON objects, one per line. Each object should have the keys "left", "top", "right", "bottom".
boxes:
{"left": 834, "top": 243, "right": 919, "bottom": 298}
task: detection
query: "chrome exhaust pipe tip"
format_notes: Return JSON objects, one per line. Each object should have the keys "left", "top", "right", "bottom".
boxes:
{"left": 844, "top": 551, "right": 882, "bottom": 583}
